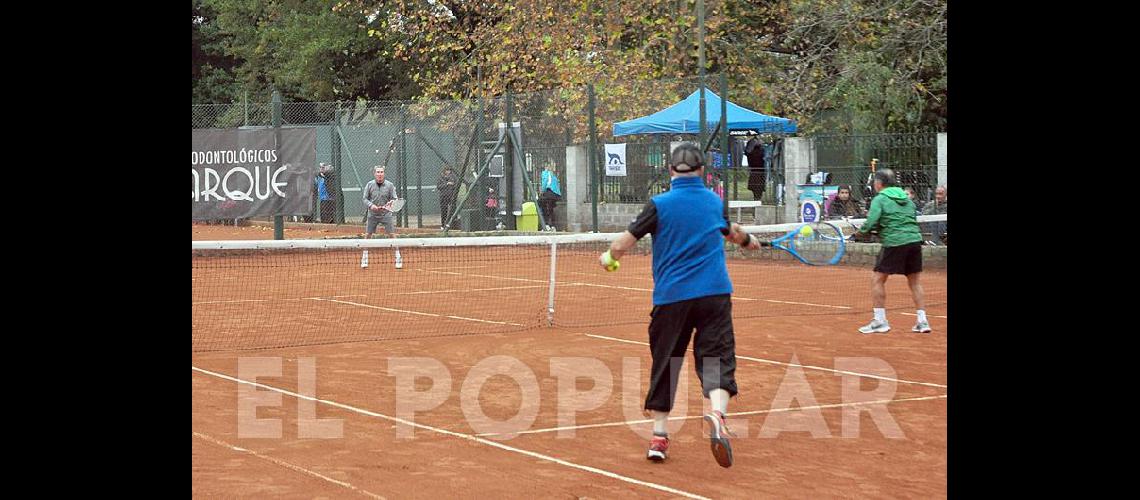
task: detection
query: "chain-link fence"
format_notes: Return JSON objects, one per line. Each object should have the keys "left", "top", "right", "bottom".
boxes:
{"left": 809, "top": 132, "right": 941, "bottom": 215}
{"left": 194, "top": 79, "right": 943, "bottom": 232}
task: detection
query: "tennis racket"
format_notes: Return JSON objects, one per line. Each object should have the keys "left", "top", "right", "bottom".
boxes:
{"left": 362, "top": 198, "right": 406, "bottom": 222}
{"left": 833, "top": 213, "right": 947, "bottom": 242}
{"left": 382, "top": 198, "right": 406, "bottom": 213}
{"left": 835, "top": 217, "right": 868, "bottom": 241}
{"left": 753, "top": 221, "right": 846, "bottom": 266}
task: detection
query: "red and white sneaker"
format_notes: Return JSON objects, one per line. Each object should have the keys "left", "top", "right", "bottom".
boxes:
{"left": 646, "top": 434, "right": 669, "bottom": 462}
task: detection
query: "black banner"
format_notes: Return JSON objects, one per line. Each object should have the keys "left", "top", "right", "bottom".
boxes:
{"left": 192, "top": 128, "right": 317, "bottom": 221}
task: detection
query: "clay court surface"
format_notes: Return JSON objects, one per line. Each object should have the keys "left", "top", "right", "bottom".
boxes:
{"left": 193, "top": 221, "right": 441, "bottom": 241}
{"left": 193, "top": 225, "right": 947, "bottom": 498}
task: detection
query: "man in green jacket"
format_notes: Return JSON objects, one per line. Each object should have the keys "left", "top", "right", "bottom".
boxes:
{"left": 854, "top": 169, "right": 932, "bottom": 334}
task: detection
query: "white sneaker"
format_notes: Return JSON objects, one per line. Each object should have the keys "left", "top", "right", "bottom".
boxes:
{"left": 912, "top": 321, "right": 932, "bottom": 333}
{"left": 395, "top": 254, "right": 403, "bottom": 269}
{"left": 361, "top": 250, "right": 369, "bottom": 269}
{"left": 859, "top": 319, "right": 890, "bottom": 334}
{"left": 704, "top": 411, "right": 734, "bottom": 468}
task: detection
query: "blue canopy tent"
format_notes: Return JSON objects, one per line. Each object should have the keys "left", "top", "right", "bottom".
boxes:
{"left": 608, "top": 88, "right": 794, "bottom": 209}
{"left": 612, "top": 89, "right": 796, "bottom": 136}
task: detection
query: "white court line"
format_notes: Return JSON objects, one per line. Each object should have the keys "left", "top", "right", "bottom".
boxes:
{"left": 193, "top": 294, "right": 367, "bottom": 306}
{"left": 388, "top": 285, "right": 546, "bottom": 295}
{"left": 901, "top": 312, "right": 948, "bottom": 319}
{"left": 568, "top": 282, "right": 653, "bottom": 292}
{"left": 557, "top": 283, "right": 845, "bottom": 308}
{"left": 584, "top": 334, "right": 947, "bottom": 389}
{"left": 194, "top": 298, "right": 275, "bottom": 305}
{"left": 417, "top": 269, "right": 547, "bottom": 284}
{"left": 557, "top": 283, "right": 847, "bottom": 308}
{"left": 419, "top": 269, "right": 857, "bottom": 309}
{"left": 563, "top": 270, "right": 652, "bottom": 281}
{"left": 193, "top": 431, "right": 385, "bottom": 499}
{"left": 192, "top": 367, "right": 710, "bottom": 500}
{"left": 476, "top": 394, "right": 948, "bottom": 437}
{"left": 761, "top": 298, "right": 851, "bottom": 309}
{"left": 314, "top": 298, "right": 524, "bottom": 327}
{"left": 565, "top": 266, "right": 845, "bottom": 295}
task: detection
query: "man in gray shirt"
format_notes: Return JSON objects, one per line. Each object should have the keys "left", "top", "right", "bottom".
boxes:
{"left": 361, "top": 165, "right": 402, "bottom": 269}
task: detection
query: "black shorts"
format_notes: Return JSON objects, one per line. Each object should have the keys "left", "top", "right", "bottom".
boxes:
{"left": 874, "top": 242, "right": 923, "bottom": 275}
{"left": 644, "top": 294, "right": 737, "bottom": 412}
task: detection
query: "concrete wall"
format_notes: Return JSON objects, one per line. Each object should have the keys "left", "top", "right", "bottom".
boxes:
{"left": 937, "top": 132, "right": 947, "bottom": 188}
{"left": 782, "top": 137, "right": 815, "bottom": 223}
{"left": 565, "top": 145, "right": 591, "bottom": 232}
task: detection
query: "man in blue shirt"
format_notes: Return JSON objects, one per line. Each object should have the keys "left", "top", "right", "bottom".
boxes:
{"left": 599, "top": 143, "right": 759, "bottom": 467}
{"left": 316, "top": 163, "right": 336, "bottom": 223}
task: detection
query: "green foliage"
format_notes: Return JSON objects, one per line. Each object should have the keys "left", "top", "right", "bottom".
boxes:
{"left": 193, "top": 0, "right": 947, "bottom": 134}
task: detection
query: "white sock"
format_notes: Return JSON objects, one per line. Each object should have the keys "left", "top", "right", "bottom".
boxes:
{"left": 709, "top": 389, "right": 730, "bottom": 414}
{"left": 395, "top": 248, "right": 402, "bottom": 259}
{"left": 916, "top": 310, "right": 927, "bottom": 323}
{"left": 873, "top": 308, "right": 886, "bottom": 323}
{"left": 652, "top": 411, "right": 669, "bottom": 435}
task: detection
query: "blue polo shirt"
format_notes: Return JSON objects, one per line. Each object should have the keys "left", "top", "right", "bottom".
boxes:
{"left": 627, "top": 176, "right": 733, "bottom": 306}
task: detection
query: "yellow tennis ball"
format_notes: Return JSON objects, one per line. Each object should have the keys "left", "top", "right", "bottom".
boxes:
{"left": 800, "top": 225, "right": 813, "bottom": 237}
{"left": 606, "top": 260, "right": 620, "bottom": 272}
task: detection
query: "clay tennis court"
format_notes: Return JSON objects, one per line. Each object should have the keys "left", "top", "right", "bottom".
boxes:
{"left": 193, "top": 225, "right": 947, "bottom": 498}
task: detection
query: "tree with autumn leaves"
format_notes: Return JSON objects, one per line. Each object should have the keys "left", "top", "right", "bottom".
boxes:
{"left": 194, "top": 0, "right": 945, "bottom": 134}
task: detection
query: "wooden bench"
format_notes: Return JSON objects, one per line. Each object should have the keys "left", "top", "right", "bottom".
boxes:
{"left": 728, "top": 200, "right": 764, "bottom": 222}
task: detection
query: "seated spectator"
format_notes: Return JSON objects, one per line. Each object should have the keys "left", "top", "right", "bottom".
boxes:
{"left": 827, "top": 185, "right": 866, "bottom": 219}
{"left": 921, "top": 185, "right": 947, "bottom": 245}
{"left": 922, "top": 185, "right": 947, "bottom": 215}
{"left": 904, "top": 186, "right": 924, "bottom": 215}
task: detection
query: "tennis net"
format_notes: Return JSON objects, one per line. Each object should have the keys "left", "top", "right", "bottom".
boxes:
{"left": 192, "top": 215, "right": 946, "bottom": 351}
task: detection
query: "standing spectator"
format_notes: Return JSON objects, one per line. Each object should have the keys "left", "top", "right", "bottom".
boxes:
{"left": 316, "top": 163, "right": 337, "bottom": 224}
{"left": 538, "top": 162, "right": 562, "bottom": 231}
{"left": 863, "top": 158, "right": 879, "bottom": 211}
{"left": 436, "top": 166, "right": 460, "bottom": 230}
{"left": 744, "top": 138, "right": 766, "bottom": 200}
{"left": 484, "top": 187, "right": 500, "bottom": 230}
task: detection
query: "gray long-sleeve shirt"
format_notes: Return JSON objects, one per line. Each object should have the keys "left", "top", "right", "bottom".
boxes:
{"left": 363, "top": 179, "right": 398, "bottom": 218}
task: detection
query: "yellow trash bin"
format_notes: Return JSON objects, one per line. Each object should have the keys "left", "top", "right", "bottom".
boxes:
{"left": 516, "top": 201, "right": 539, "bottom": 231}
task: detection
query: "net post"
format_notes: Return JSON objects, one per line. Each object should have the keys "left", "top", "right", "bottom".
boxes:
{"left": 587, "top": 84, "right": 598, "bottom": 232}
{"left": 272, "top": 90, "right": 284, "bottom": 240}
{"left": 720, "top": 73, "right": 729, "bottom": 215}
{"left": 547, "top": 241, "right": 558, "bottom": 326}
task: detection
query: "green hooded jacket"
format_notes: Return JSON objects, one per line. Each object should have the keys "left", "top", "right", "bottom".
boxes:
{"left": 859, "top": 186, "right": 923, "bottom": 247}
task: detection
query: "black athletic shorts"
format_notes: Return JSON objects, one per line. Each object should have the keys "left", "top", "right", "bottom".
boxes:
{"left": 874, "top": 241, "right": 923, "bottom": 275}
